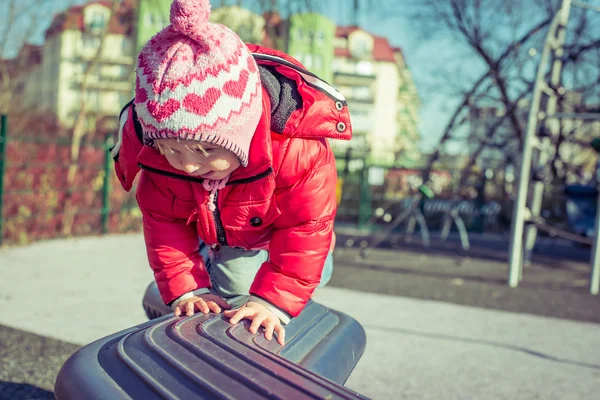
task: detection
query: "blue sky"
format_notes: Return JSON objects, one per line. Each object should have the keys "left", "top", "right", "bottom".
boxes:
{"left": 1, "top": 0, "right": 485, "bottom": 153}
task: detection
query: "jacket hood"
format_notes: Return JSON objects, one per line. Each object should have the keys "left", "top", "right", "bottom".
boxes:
{"left": 247, "top": 44, "right": 352, "bottom": 142}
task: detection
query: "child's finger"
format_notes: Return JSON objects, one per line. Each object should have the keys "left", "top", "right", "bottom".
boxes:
{"left": 186, "top": 301, "right": 195, "bottom": 317}
{"left": 195, "top": 299, "right": 210, "bottom": 314}
{"left": 274, "top": 325, "right": 285, "bottom": 346}
{"left": 207, "top": 301, "right": 221, "bottom": 314}
{"left": 264, "top": 320, "right": 275, "bottom": 341}
{"left": 228, "top": 307, "right": 250, "bottom": 325}
{"left": 222, "top": 309, "right": 236, "bottom": 318}
{"left": 174, "top": 307, "right": 182, "bottom": 317}
{"left": 249, "top": 314, "right": 266, "bottom": 334}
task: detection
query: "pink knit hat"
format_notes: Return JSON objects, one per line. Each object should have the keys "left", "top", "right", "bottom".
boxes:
{"left": 134, "top": 0, "right": 262, "bottom": 167}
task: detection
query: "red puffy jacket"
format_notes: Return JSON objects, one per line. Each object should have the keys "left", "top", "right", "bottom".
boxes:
{"left": 113, "top": 45, "right": 352, "bottom": 318}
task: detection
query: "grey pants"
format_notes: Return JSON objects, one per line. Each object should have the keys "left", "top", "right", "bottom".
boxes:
{"left": 199, "top": 242, "right": 333, "bottom": 298}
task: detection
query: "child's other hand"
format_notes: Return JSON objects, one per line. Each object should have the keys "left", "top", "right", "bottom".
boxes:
{"left": 223, "top": 302, "right": 285, "bottom": 345}
{"left": 173, "top": 294, "right": 232, "bottom": 317}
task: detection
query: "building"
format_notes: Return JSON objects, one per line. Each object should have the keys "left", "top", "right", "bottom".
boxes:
{"left": 332, "top": 26, "right": 420, "bottom": 167}
{"left": 332, "top": 27, "right": 378, "bottom": 158}
{"left": 211, "top": 9, "right": 335, "bottom": 83}
{"left": 394, "top": 48, "right": 421, "bottom": 167}
{"left": 211, "top": 6, "right": 266, "bottom": 45}
{"left": 0, "top": 44, "right": 43, "bottom": 112}
{"left": 20, "top": 1, "right": 135, "bottom": 132}
{"left": 286, "top": 13, "right": 336, "bottom": 83}
{"left": 135, "top": 0, "right": 171, "bottom": 55}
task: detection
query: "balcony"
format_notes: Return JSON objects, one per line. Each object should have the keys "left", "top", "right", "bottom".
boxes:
{"left": 333, "top": 71, "right": 376, "bottom": 87}
{"left": 349, "top": 114, "right": 373, "bottom": 133}
{"left": 85, "top": 79, "right": 132, "bottom": 92}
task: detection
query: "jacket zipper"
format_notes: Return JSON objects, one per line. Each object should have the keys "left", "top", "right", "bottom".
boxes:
{"left": 138, "top": 163, "right": 206, "bottom": 183}
{"left": 212, "top": 190, "right": 227, "bottom": 246}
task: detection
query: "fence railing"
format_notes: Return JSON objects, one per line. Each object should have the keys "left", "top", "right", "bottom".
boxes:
{"left": 0, "top": 115, "right": 141, "bottom": 246}
{"left": 0, "top": 115, "right": 528, "bottom": 247}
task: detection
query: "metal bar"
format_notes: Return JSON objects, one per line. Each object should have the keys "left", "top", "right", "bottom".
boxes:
{"left": 440, "top": 213, "right": 452, "bottom": 240}
{"left": 414, "top": 210, "right": 430, "bottom": 248}
{"left": 523, "top": 0, "right": 572, "bottom": 268}
{"left": 453, "top": 212, "right": 471, "bottom": 251}
{"left": 508, "top": 10, "right": 564, "bottom": 288}
{"left": 101, "top": 135, "right": 113, "bottom": 234}
{"left": 357, "top": 160, "right": 371, "bottom": 230}
{"left": 8, "top": 136, "right": 106, "bottom": 146}
{"left": 572, "top": 0, "right": 600, "bottom": 12}
{"left": 546, "top": 112, "right": 600, "bottom": 121}
{"left": 591, "top": 193, "right": 600, "bottom": 295}
{"left": 589, "top": 155, "right": 600, "bottom": 295}
{"left": 7, "top": 187, "right": 101, "bottom": 195}
{"left": 0, "top": 115, "right": 6, "bottom": 246}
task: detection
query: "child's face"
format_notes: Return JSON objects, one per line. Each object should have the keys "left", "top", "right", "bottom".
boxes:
{"left": 156, "top": 139, "right": 240, "bottom": 180}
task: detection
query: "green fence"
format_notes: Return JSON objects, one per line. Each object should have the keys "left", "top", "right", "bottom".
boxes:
{"left": 0, "top": 115, "right": 141, "bottom": 246}
{"left": 0, "top": 114, "right": 514, "bottom": 246}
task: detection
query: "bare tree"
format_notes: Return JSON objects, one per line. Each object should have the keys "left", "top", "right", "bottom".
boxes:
{"left": 218, "top": 0, "right": 319, "bottom": 50}
{"left": 392, "top": 0, "right": 600, "bottom": 192}
{"left": 61, "top": 0, "right": 122, "bottom": 235}
{"left": 0, "top": 0, "right": 44, "bottom": 114}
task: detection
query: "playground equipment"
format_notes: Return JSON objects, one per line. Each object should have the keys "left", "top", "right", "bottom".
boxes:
{"left": 508, "top": 0, "right": 600, "bottom": 295}
{"left": 345, "top": 185, "right": 502, "bottom": 258}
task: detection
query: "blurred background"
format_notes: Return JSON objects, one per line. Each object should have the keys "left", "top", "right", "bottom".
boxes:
{"left": 1, "top": 0, "right": 600, "bottom": 248}
{"left": 2, "top": 2, "right": 600, "bottom": 399}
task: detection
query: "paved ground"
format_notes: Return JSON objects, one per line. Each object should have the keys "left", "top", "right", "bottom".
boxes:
{"left": 1, "top": 232, "right": 599, "bottom": 399}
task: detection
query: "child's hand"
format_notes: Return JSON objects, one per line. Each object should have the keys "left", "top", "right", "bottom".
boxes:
{"left": 173, "top": 294, "right": 232, "bottom": 317}
{"left": 223, "top": 302, "right": 286, "bottom": 345}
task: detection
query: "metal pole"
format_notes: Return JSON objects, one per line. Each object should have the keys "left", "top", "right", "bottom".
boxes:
{"left": 507, "top": 12, "right": 562, "bottom": 288}
{"left": 101, "top": 134, "right": 113, "bottom": 235}
{"left": 590, "top": 166, "right": 600, "bottom": 295}
{"left": 0, "top": 115, "right": 6, "bottom": 246}
{"left": 357, "top": 160, "right": 371, "bottom": 230}
{"left": 524, "top": 0, "right": 572, "bottom": 265}
{"left": 588, "top": 143, "right": 600, "bottom": 295}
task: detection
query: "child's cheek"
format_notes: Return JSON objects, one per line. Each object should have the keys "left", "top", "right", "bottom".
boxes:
{"left": 211, "top": 158, "right": 231, "bottom": 171}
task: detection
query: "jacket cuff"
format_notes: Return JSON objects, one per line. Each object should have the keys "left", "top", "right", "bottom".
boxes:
{"left": 248, "top": 295, "right": 292, "bottom": 325}
{"left": 170, "top": 288, "right": 211, "bottom": 310}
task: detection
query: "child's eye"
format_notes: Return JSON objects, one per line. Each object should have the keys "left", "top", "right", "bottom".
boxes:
{"left": 197, "top": 147, "right": 215, "bottom": 155}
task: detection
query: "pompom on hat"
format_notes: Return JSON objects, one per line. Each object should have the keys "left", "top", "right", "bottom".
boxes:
{"left": 134, "top": 0, "right": 262, "bottom": 167}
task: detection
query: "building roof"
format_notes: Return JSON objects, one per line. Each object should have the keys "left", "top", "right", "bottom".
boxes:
{"left": 1, "top": 44, "right": 43, "bottom": 80}
{"left": 45, "top": 1, "right": 134, "bottom": 39}
{"left": 335, "top": 26, "right": 397, "bottom": 62}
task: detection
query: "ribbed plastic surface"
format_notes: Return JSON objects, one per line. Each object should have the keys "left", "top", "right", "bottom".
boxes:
{"left": 55, "top": 297, "right": 368, "bottom": 399}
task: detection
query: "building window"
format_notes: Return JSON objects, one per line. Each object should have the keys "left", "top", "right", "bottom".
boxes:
{"left": 334, "top": 37, "right": 347, "bottom": 49}
{"left": 353, "top": 86, "right": 371, "bottom": 100}
{"left": 82, "top": 35, "right": 101, "bottom": 53}
{"left": 351, "top": 108, "right": 369, "bottom": 117}
{"left": 304, "top": 54, "right": 313, "bottom": 69}
{"left": 122, "top": 38, "right": 133, "bottom": 57}
{"left": 356, "top": 61, "right": 373, "bottom": 76}
{"left": 315, "top": 31, "right": 325, "bottom": 45}
{"left": 145, "top": 12, "right": 155, "bottom": 25}
{"left": 314, "top": 55, "right": 323, "bottom": 70}
{"left": 91, "top": 11, "right": 107, "bottom": 29}
{"left": 293, "top": 53, "right": 304, "bottom": 64}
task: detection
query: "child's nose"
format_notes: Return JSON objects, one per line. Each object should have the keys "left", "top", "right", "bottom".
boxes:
{"left": 178, "top": 154, "right": 200, "bottom": 172}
